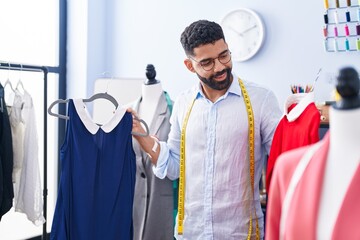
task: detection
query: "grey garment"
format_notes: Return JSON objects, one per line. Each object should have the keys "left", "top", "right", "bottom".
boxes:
{"left": 132, "top": 93, "right": 175, "bottom": 240}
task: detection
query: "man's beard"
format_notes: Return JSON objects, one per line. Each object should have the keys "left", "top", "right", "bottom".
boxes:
{"left": 196, "top": 68, "right": 232, "bottom": 91}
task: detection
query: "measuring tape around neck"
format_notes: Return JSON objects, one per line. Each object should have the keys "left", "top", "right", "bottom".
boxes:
{"left": 238, "top": 79, "right": 260, "bottom": 240}
{"left": 177, "top": 78, "right": 259, "bottom": 239}
{"left": 177, "top": 95, "right": 195, "bottom": 235}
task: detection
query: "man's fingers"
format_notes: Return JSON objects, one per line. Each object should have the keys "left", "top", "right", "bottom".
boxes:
{"left": 127, "top": 107, "right": 139, "bottom": 118}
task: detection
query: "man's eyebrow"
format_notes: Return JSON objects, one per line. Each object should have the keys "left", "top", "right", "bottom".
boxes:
{"left": 199, "top": 49, "right": 229, "bottom": 63}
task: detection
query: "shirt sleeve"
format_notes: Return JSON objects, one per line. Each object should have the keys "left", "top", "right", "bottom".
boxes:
{"left": 152, "top": 141, "right": 180, "bottom": 180}
{"left": 260, "top": 89, "right": 282, "bottom": 154}
{"left": 152, "top": 94, "right": 185, "bottom": 180}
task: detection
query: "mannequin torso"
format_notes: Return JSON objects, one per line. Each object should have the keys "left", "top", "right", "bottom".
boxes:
{"left": 265, "top": 67, "right": 360, "bottom": 240}
{"left": 132, "top": 67, "right": 175, "bottom": 240}
{"left": 317, "top": 68, "right": 360, "bottom": 239}
{"left": 138, "top": 82, "right": 163, "bottom": 127}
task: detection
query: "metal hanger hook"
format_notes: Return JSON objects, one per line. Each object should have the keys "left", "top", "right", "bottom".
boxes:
{"left": 7, "top": 61, "right": 11, "bottom": 81}
{"left": 100, "top": 71, "right": 113, "bottom": 93}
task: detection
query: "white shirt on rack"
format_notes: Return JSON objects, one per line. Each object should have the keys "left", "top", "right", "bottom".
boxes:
{"left": 9, "top": 90, "right": 45, "bottom": 226}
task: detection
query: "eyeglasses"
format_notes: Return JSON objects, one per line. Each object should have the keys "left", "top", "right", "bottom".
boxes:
{"left": 189, "top": 50, "right": 231, "bottom": 71}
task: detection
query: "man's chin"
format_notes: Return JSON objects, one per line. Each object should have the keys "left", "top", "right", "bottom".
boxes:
{"left": 213, "top": 76, "right": 232, "bottom": 90}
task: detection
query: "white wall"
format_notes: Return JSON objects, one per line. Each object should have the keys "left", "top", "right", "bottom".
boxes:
{"left": 68, "top": 0, "right": 360, "bottom": 108}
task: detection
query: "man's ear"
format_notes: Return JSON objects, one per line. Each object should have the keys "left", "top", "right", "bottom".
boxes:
{"left": 184, "top": 59, "right": 195, "bottom": 73}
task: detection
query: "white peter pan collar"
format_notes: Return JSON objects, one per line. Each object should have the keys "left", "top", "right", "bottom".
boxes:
{"left": 73, "top": 98, "right": 126, "bottom": 134}
{"left": 284, "top": 92, "right": 315, "bottom": 122}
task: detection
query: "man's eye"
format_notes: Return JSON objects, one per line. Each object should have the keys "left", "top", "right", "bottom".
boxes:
{"left": 201, "top": 61, "right": 212, "bottom": 67}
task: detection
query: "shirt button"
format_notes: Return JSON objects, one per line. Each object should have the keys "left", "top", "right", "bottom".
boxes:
{"left": 140, "top": 172, "right": 146, "bottom": 178}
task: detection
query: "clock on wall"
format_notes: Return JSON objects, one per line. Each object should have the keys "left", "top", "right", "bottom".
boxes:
{"left": 221, "top": 8, "right": 265, "bottom": 62}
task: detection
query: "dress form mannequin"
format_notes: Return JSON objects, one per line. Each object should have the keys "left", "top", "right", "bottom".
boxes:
{"left": 317, "top": 67, "right": 360, "bottom": 239}
{"left": 138, "top": 64, "right": 164, "bottom": 127}
{"left": 132, "top": 65, "right": 174, "bottom": 240}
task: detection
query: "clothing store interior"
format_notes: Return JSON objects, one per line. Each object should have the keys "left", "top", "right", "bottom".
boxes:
{"left": 1, "top": 0, "right": 360, "bottom": 239}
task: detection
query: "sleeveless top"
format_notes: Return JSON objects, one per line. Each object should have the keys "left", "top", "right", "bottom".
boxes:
{"left": 51, "top": 99, "right": 135, "bottom": 240}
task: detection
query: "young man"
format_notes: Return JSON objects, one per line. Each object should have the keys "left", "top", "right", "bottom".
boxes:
{"left": 129, "top": 20, "right": 281, "bottom": 239}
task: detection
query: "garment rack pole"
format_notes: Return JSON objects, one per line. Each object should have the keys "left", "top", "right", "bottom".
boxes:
{"left": 0, "top": 61, "right": 57, "bottom": 240}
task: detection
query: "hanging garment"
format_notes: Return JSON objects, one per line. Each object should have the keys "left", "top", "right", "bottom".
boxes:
{"left": 266, "top": 92, "right": 320, "bottom": 192}
{"left": 266, "top": 132, "right": 360, "bottom": 240}
{"left": 8, "top": 91, "right": 25, "bottom": 192}
{"left": 132, "top": 92, "right": 174, "bottom": 240}
{"left": 8, "top": 90, "right": 45, "bottom": 225}
{"left": 0, "top": 83, "right": 14, "bottom": 220}
{"left": 51, "top": 99, "right": 136, "bottom": 240}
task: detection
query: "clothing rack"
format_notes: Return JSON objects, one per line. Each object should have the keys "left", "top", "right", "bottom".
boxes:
{"left": 0, "top": 61, "right": 55, "bottom": 240}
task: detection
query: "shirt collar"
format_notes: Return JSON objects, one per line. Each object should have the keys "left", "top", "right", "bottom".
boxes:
{"left": 73, "top": 98, "right": 126, "bottom": 134}
{"left": 228, "top": 73, "right": 242, "bottom": 97}
{"left": 284, "top": 92, "right": 315, "bottom": 122}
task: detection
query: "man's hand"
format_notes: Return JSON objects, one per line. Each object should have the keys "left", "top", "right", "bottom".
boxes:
{"left": 127, "top": 108, "right": 147, "bottom": 139}
{"left": 127, "top": 107, "right": 160, "bottom": 165}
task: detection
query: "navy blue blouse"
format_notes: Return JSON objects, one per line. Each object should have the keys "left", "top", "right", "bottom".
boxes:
{"left": 51, "top": 99, "right": 135, "bottom": 240}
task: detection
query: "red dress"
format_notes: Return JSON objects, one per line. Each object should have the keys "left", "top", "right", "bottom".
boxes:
{"left": 266, "top": 93, "right": 320, "bottom": 192}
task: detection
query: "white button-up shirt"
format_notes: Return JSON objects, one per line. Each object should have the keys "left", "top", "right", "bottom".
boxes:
{"left": 153, "top": 74, "right": 281, "bottom": 239}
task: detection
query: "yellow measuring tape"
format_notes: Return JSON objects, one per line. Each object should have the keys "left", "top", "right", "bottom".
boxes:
{"left": 177, "top": 78, "right": 259, "bottom": 239}
{"left": 177, "top": 95, "right": 195, "bottom": 234}
{"left": 239, "top": 80, "right": 260, "bottom": 240}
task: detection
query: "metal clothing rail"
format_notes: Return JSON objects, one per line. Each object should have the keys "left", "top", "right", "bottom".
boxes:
{"left": 0, "top": 61, "right": 58, "bottom": 240}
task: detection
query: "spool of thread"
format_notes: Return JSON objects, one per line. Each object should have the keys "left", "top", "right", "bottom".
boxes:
{"left": 324, "top": 39, "right": 328, "bottom": 51}
{"left": 357, "top": 38, "right": 360, "bottom": 50}
{"left": 324, "top": 12, "right": 329, "bottom": 24}
{"left": 324, "top": 0, "right": 329, "bottom": 9}
{"left": 334, "top": 26, "right": 338, "bottom": 37}
{"left": 323, "top": 26, "right": 328, "bottom": 37}
{"left": 334, "top": 11, "right": 339, "bottom": 24}
{"left": 347, "top": 0, "right": 351, "bottom": 6}
{"left": 335, "top": 0, "right": 340, "bottom": 8}
{"left": 345, "top": 24, "right": 350, "bottom": 36}
{"left": 345, "top": 38, "right": 350, "bottom": 51}
{"left": 334, "top": 39, "right": 339, "bottom": 51}
{"left": 357, "top": 23, "right": 360, "bottom": 35}
{"left": 346, "top": 11, "right": 351, "bottom": 22}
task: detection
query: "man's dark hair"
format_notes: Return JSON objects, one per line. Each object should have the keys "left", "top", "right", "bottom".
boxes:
{"left": 180, "top": 20, "right": 225, "bottom": 56}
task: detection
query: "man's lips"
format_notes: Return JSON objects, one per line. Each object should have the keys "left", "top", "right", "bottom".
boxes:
{"left": 213, "top": 71, "right": 226, "bottom": 81}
